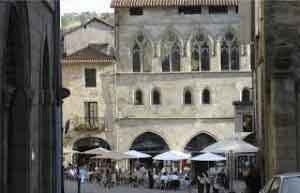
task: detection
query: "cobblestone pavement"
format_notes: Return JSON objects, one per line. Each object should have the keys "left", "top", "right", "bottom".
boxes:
{"left": 64, "top": 180, "right": 191, "bottom": 193}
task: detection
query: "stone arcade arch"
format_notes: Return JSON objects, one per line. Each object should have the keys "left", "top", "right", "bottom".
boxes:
{"left": 73, "top": 137, "right": 111, "bottom": 166}
{"left": 130, "top": 132, "right": 169, "bottom": 155}
{"left": 130, "top": 132, "right": 169, "bottom": 169}
{"left": 185, "top": 133, "right": 217, "bottom": 153}
{"left": 73, "top": 137, "right": 111, "bottom": 152}
{"left": 184, "top": 133, "right": 217, "bottom": 175}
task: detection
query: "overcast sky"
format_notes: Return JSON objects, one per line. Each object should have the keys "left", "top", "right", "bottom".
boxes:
{"left": 61, "top": 0, "right": 113, "bottom": 14}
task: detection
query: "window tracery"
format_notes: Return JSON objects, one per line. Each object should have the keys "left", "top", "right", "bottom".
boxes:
{"left": 132, "top": 32, "right": 152, "bottom": 72}
{"left": 221, "top": 31, "right": 240, "bottom": 71}
{"left": 161, "top": 32, "right": 181, "bottom": 72}
{"left": 191, "top": 32, "right": 210, "bottom": 71}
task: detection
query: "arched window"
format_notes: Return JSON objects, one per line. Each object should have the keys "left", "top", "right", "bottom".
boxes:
{"left": 152, "top": 89, "right": 161, "bottom": 105}
{"left": 161, "top": 32, "right": 181, "bottom": 72}
{"left": 184, "top": 89, "right": 192, "bottom": 105}
{"left": 231, "top": 42, "right": 240, "bottom": 70}
{"left": 221, "top": 42, "right": 229, "bottom": 70}
{"left": 221, "top": 32, "right": 240, "bottom": 71}
{"left": 132, "top": 32, "right": 152, "bottom": 72}
{"left": 242, "top": 88, "right": 250, "bottom": 102}
{"left": 201, "top": 43, "right": 210, "bottom": 71}
{"left": 134, "top": 90, "right": 143, "bottom": 105}
{"left": 191, "top": 33, "right": 210, "bottom": 71}
{"left": 133, "top": 43, "right": 141, "bottom": 72}
{"left": 202, "top": 89, "right": 211, "bottom": 104}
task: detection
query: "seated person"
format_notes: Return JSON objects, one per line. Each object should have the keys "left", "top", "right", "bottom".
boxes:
{"left": 160, "top": 172, "right": 168, "bottom": 189}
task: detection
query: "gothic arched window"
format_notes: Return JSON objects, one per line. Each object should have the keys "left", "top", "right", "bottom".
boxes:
{"left": 134, "top": 90, "right": 143, "bottom": 105}
{"left": 221, "top": 42, "right": 229, "bottom": 70}
{"left": 201, "top": 43, "right": 210, "bottom": 71}
{"left": 133, "top": 44, "right": 141, "bottom": 72}
{"left": 184, "top": 89, "right": 192, "bottom": 105}
{"left": 231, "top": 42, "right": 240, "bottom": 70}
{"left": 242, "top": 88, "right": 250, "bottom": 102}
{"left": 191, "top": 32, "right": 210, "bottom": 71}
{"left": 221, "top": 32, "right": 240, "bottom": 71}
{"left": 202, "top": 89, "right": 211, "bottom": 104}
{"left": 132, "top": 32, "right": 152, "bottom": 72}
{"left": 161, "top": 32, "right": 181, "bottom": 72}
{"left": 152, "top": 89, "right": 161, "bottom": 105}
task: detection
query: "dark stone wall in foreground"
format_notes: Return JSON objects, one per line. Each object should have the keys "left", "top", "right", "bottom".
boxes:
{"left": 0, "top": 1, "right": 61, "bottom": 193}
{"left": 256, "top": 0, "right": 300, "bottom": 180}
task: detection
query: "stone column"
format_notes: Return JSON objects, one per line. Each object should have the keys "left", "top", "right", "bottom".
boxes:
{"left": 295, "top": 82, "right": 300, "bottom": 169}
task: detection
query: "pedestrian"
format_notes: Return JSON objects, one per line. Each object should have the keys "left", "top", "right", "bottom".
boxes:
{"left": 148, "top": 169, "right": 154, "bottom": 189}
{"left": 213, "top": 174, "right": 220, "bottom": 193}
{"left": 204, "top": 172, "right": 211, "bottom": 193}
{"left": 247, "top": 166, "right": 261, "bottom": 193}
{"left": 112, "top": 170, "right": 117, "bottom": 188}
{"left": 197, "top": 173, "right": 205, "bottom": 193}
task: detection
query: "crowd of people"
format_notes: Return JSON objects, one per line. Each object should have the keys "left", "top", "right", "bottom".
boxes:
{"left": 195, "top": 168, "right": 228, "bottom": 193}
{"left": 64, "top": 163, "right": 194, "bottom": 191}
{"left": 64, "top": 162, "right": 260, "bottom": 193}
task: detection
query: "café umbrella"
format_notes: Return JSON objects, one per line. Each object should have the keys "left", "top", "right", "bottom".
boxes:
{"left": 125, "top": 150, "right": 151, "bottom": 159}
{"left": 84, "top": 147, "right": 133, "bottom": 160}
{"left": 201, "top": 137, "right": 259, "bottom": 153}
{"left": 153, "top": 150, "right": 190, "bottom": 161}
{"left": 190, "top": 152, "right": 226, "bottom": 161}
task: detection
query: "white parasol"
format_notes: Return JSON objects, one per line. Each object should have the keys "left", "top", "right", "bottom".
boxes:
{"left": 125, "top": 150, "right": 152, "bottom": 159}
{"left": 191, "top": 152, "right": 226, "bottom": 161}
{"left": 153, "top": 150, "right": 191, "bottom": 161}
{"left": 84, "top": 147, "right": 133, "bottom": 160}
{"left": 201, "top": 137, "right": 259, "bottom": 153}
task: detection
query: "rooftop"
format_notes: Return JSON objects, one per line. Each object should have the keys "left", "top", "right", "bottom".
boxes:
{"left": 111, "top": 0, "right": 239, "bottom": 8}
{"left": 63, "top": 44, "right": 114, "bottom": 64}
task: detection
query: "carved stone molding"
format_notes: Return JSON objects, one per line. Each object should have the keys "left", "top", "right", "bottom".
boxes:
{"left": 2, "top": 86, "right": 16, "bottom": 108}
{"left": 39, "top": 89, "right": 55, "bottom": 105}
{"left": 153, "top": 42, "right": 158, "bottom": 58}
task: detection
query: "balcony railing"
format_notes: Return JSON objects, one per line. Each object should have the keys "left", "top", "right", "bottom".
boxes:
{"left": 72, "top": 117, "right": 105, "bottom": 131}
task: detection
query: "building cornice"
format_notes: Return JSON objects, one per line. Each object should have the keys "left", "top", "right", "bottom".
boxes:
{"left": 111, "top": 0, "right": 239, "bottom": 8}
{"left": 115, "top": 71, "right": 252, "bottom": 76}
{"left": 117, "top": 116, "right": 234, "bottom": 120}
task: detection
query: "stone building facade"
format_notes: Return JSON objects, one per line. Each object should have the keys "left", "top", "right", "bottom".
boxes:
{"left": 62, "top": 18, "right": 114, "bottom": 165}
{"left": 0, "top": 1, "right": 62, "bottom": 193}
{"left": 108, "top": 0, "right": 253, "bottom": 157}
{"left": 254, "top": 0, "right": 300, "bottom": 180}
{"left": 63, "top": 18, "right": 114, "bottom": 56}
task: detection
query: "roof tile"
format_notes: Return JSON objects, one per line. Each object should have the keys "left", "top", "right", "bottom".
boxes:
{"left": 111, "top": 0, "right": 239, "bottom": 8}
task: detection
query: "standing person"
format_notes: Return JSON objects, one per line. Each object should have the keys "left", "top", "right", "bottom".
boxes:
{"left": 148, "top": 169, "right": 154, "bottom": 189}
{"left": 197, "top": 174, "right": 205, "bottom": 193}
{"left": 247, "top": 166, "right": 261, "bottom": 193}
{"left": 112, "top": 170, "right": 117, "bottom": 188}
{"left": 205, "top": 172, "right": 211, "bottom": 193}
{"left": 213, "top": 174, "right": 219, "bottom": 193}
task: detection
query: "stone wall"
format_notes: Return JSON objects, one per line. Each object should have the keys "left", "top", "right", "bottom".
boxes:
{"left": 0, "top": 1, "right": 61, "bottom": 193}
{"left": 255, "top": 0, "right": 300, "bottom": 180}
{"left": 64, "top": 21, "right": 114, "bottom": 55}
